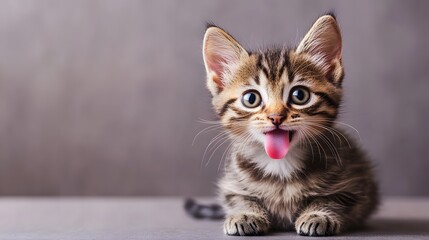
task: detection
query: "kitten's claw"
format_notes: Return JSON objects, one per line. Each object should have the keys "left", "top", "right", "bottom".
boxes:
{"left": 295, "top": 212, "right": 340, "bottom": 236}
{"left": 223, "top": 214, "right": 269, "bottom": 236}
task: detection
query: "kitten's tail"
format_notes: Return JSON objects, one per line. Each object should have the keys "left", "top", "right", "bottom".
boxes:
{"left": 184, "top": 198, "right": 225, "bottom": 220}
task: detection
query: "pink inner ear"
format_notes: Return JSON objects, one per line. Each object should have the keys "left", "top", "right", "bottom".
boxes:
{"left": 206, "top": 53, "right": 226, "bottom": 88}
{"left": 207, "top": 53, "right": 226, "bottom": 79}
{"left": 326, "top": 45, "right": 342, "bottom": 63}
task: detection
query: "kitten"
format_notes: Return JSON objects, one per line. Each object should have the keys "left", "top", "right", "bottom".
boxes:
{"left": 201, "top": 14, "right": 378, "bottom": 236}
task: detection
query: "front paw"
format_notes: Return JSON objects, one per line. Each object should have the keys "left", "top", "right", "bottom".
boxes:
{"left": 295, "top": 212, "right": 340, "bottom": 236}
{"left": 223, "top": 214, "right": 269, "bottom": 236}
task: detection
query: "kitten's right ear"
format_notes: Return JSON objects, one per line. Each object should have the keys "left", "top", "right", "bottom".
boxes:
{"left": 203, "top": 26, "right": 248, "bottom": 95}
{"left": 296, "top": 15, "right": 343, "bottom": 82}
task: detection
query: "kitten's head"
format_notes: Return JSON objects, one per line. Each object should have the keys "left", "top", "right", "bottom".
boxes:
{"left": 203, "top": 15, "right": 344, "bottom": 160}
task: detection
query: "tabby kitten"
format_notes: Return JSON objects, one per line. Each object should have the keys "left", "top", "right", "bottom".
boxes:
{"left": 202, "top": 14, "right": 378, "bottom": 236}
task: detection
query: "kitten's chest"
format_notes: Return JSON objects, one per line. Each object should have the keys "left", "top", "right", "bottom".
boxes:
{"left": 246, "top": 178, "right": 308, "bottom": 224}
{"left": 232, "top": 148, "right": 313, "bottom": 223}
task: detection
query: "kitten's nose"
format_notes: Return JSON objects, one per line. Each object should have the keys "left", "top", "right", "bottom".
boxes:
{"left": 267, "top": 114, "right": 286, "bottom": 127}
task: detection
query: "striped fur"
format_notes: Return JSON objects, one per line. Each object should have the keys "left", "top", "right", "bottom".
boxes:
{"left": 202, "top": 14, "right": 378, "bottom": 236}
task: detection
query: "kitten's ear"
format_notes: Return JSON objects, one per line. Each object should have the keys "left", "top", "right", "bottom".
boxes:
{"left": 296, "top": 15, "right": 343, "bottom": 82}
{"left": 203, "top": 26, "right": 248, "bottom": 95}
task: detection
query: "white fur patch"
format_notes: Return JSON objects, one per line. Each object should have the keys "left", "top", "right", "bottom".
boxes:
{"left": 245, "top": 146, "right": 304, "bottom": 180}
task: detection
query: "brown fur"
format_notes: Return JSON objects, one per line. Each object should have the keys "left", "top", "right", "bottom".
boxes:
{"left": 202, "top": 14, "right": 378, "bottom": 236}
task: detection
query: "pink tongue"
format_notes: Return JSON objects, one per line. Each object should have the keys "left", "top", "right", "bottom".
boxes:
{"left": 264, "top": 129, "right": 290, "bottom": 160}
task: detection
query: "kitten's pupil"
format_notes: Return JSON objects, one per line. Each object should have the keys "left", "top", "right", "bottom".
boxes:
{"left": 248, "top": 94, "right": 256, "bottom": 104}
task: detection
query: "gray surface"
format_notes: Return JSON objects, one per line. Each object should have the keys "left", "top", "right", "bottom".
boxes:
{"left": 0, "top": 0, "right": 428, "bottom": 196}
{"left": 0, "top": 197, "right": 428, "bottom": 240}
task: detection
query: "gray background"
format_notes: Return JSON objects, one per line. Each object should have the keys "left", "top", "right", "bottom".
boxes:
{"left": 0, "top": 0, "right": 427, "bottom": 196}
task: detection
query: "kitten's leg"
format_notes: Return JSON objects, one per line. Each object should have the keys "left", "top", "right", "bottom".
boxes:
{"left": 222, "top": 195, "right": 270, "bottom": 236}
{"left": 294, "top": 198, "right": 346, "bottom": 236}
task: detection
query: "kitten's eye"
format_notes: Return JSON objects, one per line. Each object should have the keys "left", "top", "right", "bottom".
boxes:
{"left": 242, "top": 90, "right": 262, "bottom": 108}
{"left": 290, "top": 87, "right": 310, "bottom": 105}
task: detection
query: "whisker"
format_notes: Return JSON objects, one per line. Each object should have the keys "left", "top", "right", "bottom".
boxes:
{"left": 192, "top": 124, "right": 224, "bottom": 146}
{"left": 297, "top": 128, "right": 316, "bottom": 163}
{"left": 205, "top": 136, "right": 232, "bottom": 167}
{"left": 218, "top": 133, "right": 248, "bottom": 171}
{"left": 300, "top": 127, "right": 326, "bottom": 164}
{"left": 304, "top": 121, "right": 352, "bottom": 149}
{"left": 300, "top": 118, "right": 362, "bottom": 142}
{"left": 304, "top": 125, "right": 342, "bottom": 167}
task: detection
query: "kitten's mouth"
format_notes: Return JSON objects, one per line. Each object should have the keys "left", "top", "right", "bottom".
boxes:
{"left": 263, "top": 129, "right": 294, "bottom": 160}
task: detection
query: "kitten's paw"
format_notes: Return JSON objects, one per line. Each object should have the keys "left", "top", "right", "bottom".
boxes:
{"left": 295, "top": 212, "right": 340, "bottom": 236}
{"left": 223, "top": 214, "right": 269, "bottom": 236}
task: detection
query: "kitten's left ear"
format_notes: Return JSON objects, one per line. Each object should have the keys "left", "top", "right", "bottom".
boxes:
{"left": 203, "top": 26, "right": 249, "bottom": 95}
{"left": 297, "top": 14, "right": 343, "bottom": 83}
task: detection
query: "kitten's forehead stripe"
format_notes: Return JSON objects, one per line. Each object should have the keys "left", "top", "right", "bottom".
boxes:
{"left": 256, "top": 54, "right": 263, "bottom": 71}
{"left": 260, "top": 53, "right": 270, "bottom": 80}
{"left": 261, "top": 49, "right": 283, "bottom": 83}
{"left": 261, "top": 66, "right": 270, "bottom": 81}
{"left": 268, "top": 49, "right": 281, "bottom": 82}
{"left": 254, "top": 75, "right": 260, "bottom": 85}
{"left": 280, "top": 52, "right": 293, "bottom": 82}
{"left": 255, "top": 48, "right": 296, "bottom": 85}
